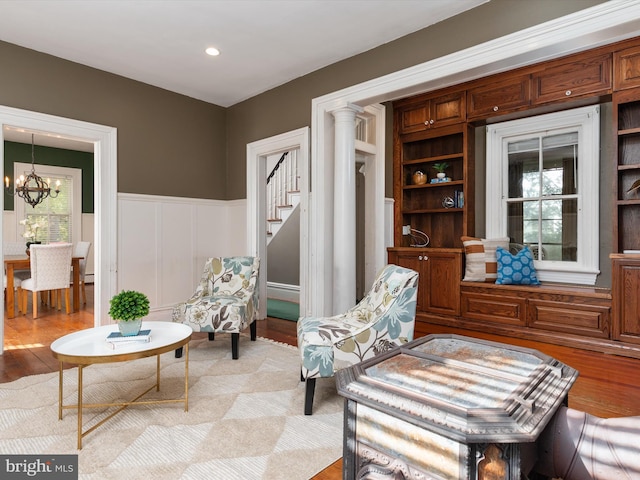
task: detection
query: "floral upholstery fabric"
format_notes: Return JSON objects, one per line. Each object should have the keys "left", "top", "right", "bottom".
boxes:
{"left": 172, "top": 256, "right": 259, "bottom": 334}
{"left": 297, "top": 264, "right": 418, "bottom": 380}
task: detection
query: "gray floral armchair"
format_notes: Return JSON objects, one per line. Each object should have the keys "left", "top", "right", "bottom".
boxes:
{"left": 172, "top": 256, "right": 260, "bottom": 359}
{"left": 297, "top": 264, "right": 419, "bottom": 414}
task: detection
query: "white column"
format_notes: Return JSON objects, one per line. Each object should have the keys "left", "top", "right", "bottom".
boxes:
{"left": 330, "top": 103, "right": 363, "bottom": 314}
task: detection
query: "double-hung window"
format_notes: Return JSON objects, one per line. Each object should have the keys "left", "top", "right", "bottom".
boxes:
{"left": 15, "top": 163, "right": 82, "bottom": 245}
{"left": 486, "top": 105, "right": 600, "bottom": 285}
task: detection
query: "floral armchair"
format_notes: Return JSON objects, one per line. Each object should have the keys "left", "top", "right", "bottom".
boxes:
{"left": 172, "top": 256, "right": 260, "bottom": 359}
{"left": 297, "top": 263, "right": 419, "bottom": 414}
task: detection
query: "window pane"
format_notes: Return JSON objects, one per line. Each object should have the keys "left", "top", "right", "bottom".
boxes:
{"left": 27, "top": 174, "right": 72, "bottom": 243}
{"left": 508, "top": 140, "right": 539, "bottom": 199}
{"left": 542, "top": 133, "right": 578, "bottom": 196}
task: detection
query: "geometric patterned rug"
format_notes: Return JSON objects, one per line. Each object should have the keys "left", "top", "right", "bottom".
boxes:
{"left": 0, "top": 335, "right": 343, "bottom": 479}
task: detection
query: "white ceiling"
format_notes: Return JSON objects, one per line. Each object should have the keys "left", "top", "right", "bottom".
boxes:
{"left": 0, "top": 0, "right": 487, "bottom": 150}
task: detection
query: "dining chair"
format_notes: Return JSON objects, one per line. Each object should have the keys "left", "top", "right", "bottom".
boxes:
{"left": 3, "top": 275, "right": 24, "bottom": 314}
{"left": 72, "top": 241, "right": 92, "bottom": 305}
{"left": 20, "top": 243, "right": 73, "bottom": 319}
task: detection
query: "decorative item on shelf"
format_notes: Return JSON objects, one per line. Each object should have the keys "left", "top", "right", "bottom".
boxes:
{"left": 109, "top": 290, "right": 150, "bottom": 336}
{"left": 4, "top": 134, "right": 61, "bottom": 208}
{"left": 442, "top": 196, "right": 455, "bottom": 208}
{"left": 412, "top": 170, "right": 427, "bottom": 185}
{"left": 432, "top": 162, "right": 449, "bottom": 179}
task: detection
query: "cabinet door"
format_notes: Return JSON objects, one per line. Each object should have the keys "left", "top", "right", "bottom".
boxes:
{"left": 429, "top": 91, "right": 465, "bottom": 128}
{"left": 615, "top": 44, "right": 640, "bottom": 91}
{"left": 531, "top": 52, "right": 612, "bottom": 105}
{"left": 612, "top": 257, "right": 640, "bottom": 345}
{"left": 395, "top": 91, "right": 465, "bottom": 134}
{"left": 466, "top": 75, "right": 531, "bottom": 121}
{"left": 423, "top": 251, "right": 461, "bottom": 316}
{"left": 388, "top": 250, "right": 427, "bottom": 311}
{"left": 398, "top": 101, "right": 430, "bottom": 134}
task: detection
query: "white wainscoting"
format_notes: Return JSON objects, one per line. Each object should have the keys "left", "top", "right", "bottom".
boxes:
{"left": 117, "top": 193, "right": 247, "bottom": 313}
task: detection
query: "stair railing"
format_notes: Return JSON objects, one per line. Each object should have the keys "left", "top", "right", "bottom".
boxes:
{"left": 266, "top": 151, "right": 298, "bottom": 227}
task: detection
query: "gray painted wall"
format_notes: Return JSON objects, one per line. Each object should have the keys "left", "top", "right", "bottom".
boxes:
{"left": 225, "top": 0, "right": 605, "bottom": 200}
{"left": 0, "top": 0, "right": 601, "bottom": 201}
{"left": 0, "top": 41, "right": 227, "bottom": 199}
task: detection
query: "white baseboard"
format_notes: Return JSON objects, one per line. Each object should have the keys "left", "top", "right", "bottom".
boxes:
{"left": 267, "top": 282, "right": 300, "bottom": 303}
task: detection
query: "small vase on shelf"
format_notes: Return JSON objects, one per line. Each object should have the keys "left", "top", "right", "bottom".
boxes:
{"left": 412, "top": 170, "right": 427, "bottom": 185}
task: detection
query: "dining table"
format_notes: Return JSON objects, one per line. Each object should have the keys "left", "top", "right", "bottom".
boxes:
{"left": 4, "top": 255, "right": 83, "bottom": 318}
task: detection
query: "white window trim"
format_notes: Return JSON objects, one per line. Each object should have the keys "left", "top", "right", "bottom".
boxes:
{"left": 14, "top": 162, "right": 82, "bottom": 245}
{"left": 486, "top": 105, "right": 600, "bottom": 285}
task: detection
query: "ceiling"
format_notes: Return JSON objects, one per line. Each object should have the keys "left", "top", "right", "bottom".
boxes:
{"left": 0, "top": 0, "right": 487, "bottom": 150}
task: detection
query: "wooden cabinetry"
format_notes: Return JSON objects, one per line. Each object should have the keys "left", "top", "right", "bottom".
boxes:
{"left": 531, "top": 52, "right": 612, "bottom": 105}
{"left": 611, "top": 254, "right": 640, "bottom": 345}
{"left": 395, "top": 89, "right": 465, "bottom": 134}
{"left": 614, "top": 44, "right": 640, "bottom": 91}
{"left": 613, "top": 87, "right": 640, "bottom": 252}
{"left": 388, "top": 247, "right": 462, "bottom": 316}
{"left": 393, "top": 123, "right": 474, "bottom": 248}
{"left": 466, "top": 74, "right": 531, "bottom": 121}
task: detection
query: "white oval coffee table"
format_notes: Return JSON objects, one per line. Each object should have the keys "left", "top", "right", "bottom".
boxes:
{"left": 51, "top": 321, "right": 192, "bottom": 449}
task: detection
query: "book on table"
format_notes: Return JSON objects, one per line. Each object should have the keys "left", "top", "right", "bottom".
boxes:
{"left": 106, "top": 329, "right": 151, "bottom": 343}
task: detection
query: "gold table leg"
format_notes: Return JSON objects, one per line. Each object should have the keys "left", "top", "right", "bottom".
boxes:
{"left": 77, "top": 365, "right": 84, "bottom": 450}
{"left": 57, "top": 341, "right": 190, "bottom": 449}
{"left": 58, "top": 362, "right": 63, "bottom": 420}
{"left": 185, "top": 342, "right": 189, "bottom": 412}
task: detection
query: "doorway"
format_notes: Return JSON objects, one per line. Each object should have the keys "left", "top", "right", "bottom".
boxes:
{"left": 0, "top": 105, "right": 118, "bottom": 354}
{"left": 247, "top": 127, "right": 309, "bottom": 320}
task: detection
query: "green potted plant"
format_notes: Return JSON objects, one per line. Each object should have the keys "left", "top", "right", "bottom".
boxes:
{"left": 432, "top": 162, "right": 449, "bottom": 179}
{"left": 109, "top": 290, "right": 150, "bottom": 336}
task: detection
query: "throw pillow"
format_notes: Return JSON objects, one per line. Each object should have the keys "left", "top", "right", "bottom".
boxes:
{"left": 495, "top": 246, "right": 540, "bottom": 285}
{"left": 461, "top": 236, "right": 510, "bottom": 282}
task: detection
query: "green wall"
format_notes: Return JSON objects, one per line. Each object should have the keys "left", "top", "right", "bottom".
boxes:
{"left": 3, "top": 141, "right": 94, "bottom": 212}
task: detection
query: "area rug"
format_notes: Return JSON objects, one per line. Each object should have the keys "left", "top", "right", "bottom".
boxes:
{"left": 0, "top": 335, "right": 343, "bottom": 480}
{"left": 266, "top": 299, "right": 300, "bottom": 322}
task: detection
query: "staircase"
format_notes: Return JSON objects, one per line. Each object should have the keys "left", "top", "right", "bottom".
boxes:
{"left": 267, "top": 150, "right": 299, "bottom": 244}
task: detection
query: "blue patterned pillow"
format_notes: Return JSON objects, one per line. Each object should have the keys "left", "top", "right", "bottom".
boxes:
{"left": 495, "top": 246, "right": 540, "bottom": 285}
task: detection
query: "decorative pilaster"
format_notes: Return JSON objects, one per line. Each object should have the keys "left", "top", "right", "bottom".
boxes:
{"left": 330, "top": 103, "right": 363, "bottom": 314}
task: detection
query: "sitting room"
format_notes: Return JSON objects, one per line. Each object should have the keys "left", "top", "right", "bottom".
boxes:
{"left": 2, "top": 1, "right": 640, "bottom": 479}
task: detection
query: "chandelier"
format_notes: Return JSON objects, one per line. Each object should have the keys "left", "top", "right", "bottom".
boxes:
{"left": 5, "top": 134, "right": 60, "bottom": 208}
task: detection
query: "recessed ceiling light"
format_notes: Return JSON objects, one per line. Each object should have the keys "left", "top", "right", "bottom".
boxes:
{"left": 205, "top": 47, "right": 220, "bottom": 56}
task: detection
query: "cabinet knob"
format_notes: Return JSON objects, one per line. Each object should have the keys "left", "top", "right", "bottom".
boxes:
{"left": 565, "top": 90, "right": 572, "bottom": 96}
{"left": 423, "top": 255, "right": 428, "bottom": 261}
{"left": 429, "top": 119, "right": 434, "bottom": 124}
{"left": 424, "top": 121, "right": 429, "bottom": 126}
{"left": 418, "top": 255, "right": 423, "bottom": 261}
{"left": 493, "top": 106, "right": 499, "bottom": 112}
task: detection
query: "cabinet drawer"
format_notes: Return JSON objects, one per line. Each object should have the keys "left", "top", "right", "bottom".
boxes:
{"left": 528, "top": 300, "right": 610, "bottom": 339}
{"left": 532, "top": 53, "right": 612, "bottom": 105}
{"left": 467, "top": 75, "right": 531, "bottom": 120}
{"left": 461, "top": 291, "right": 526, "bottom": 327}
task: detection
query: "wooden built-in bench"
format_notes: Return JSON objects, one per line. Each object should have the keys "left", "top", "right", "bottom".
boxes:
{"left": 415, "top": 281, "right": 640, "bottom": 359}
